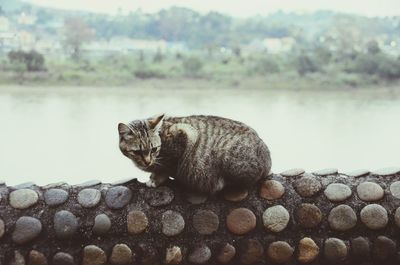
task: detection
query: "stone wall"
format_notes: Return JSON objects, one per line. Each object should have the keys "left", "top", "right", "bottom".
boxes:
{"left": 1, "top": 167, "right": 400, "bottom": 265}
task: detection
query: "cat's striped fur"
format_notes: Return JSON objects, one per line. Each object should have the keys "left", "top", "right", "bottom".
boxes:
{"left": 118, "top": 114, "right": 271, "bottom": 194}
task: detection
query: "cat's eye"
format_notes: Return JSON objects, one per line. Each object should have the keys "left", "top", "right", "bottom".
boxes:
{"left": 131, "top": 150, "right": 142, "bottom": 156}
{"left": 151, "top": 147, "right": 158, "bottom": 153}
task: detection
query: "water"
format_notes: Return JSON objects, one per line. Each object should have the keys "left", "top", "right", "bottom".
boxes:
{"left": 1, "top": 85, "right": 400, "bottom": 185}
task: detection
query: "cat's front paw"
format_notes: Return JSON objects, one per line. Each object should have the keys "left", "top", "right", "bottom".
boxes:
{"left": 146, "top": 179, "right": 157, "bottom": 188}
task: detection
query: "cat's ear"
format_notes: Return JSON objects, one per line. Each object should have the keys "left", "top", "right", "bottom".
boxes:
{"left": 118, "top": 123, "right": 131, "bottom": 136}
{"left": 148, "top": 114, "right": 165, "bottom": 131}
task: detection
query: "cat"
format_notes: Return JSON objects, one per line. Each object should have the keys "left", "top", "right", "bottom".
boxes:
{"left": 118, "top": 114, "right": 271, "bottom": 194}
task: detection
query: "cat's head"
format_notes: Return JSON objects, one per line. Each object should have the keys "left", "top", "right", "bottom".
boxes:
{"left": 118, "top": 114, "right": 164, "bottom": 170}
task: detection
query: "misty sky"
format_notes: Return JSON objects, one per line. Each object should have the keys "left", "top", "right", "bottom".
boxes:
{"left": 26, "top": 0, "right": 400, "bottom": 17}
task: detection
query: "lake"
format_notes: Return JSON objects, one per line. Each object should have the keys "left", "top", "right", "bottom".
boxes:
{"left": 1, "top": 85, "right": 400, "bottom": 185}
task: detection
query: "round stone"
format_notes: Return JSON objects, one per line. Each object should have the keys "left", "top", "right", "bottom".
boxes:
{"left": 313, "top": 168, "right": 338, "bottom": 176}
{"left": 345, "top": 169, "right": 369, "bottom": 177}
{"left": 328, "top": 205, "right": 357, "bottom": 231}
{"left": 0, "top": 218, "right": 4, "bottom": 239}
{"left": 105, "top": 186, "right": 132, "bottom": 209}
{"left": 294, "top": 175, "right": 322, "bottom": 197}
{"left": 395, "top": 207, "right": 400, "bottom": 227}
{"left": 83, "top": 245, "right": 107, "bottom": 265}
{"left": 372, "top": 167, "right": 400, "bottom": 176}
{"left": 324, "top": 183, "right": 352, "bottom": 202}
{"left": 93, "top": 214, "right": 111, "bottom": 235}
{"left": 192, "top": 210, "right": 219, "bottom": 235}
{"left": 9, "top": 189, "right": 39, "bottom": 209}
{"left": 188, "top": 245, "right": 211, "bottom": 264}
{"left": 360, "top": 204, "right": 388, "bottom": 230}
{"left": 110, "top": 244, "right": 132, "bottom": 265}
{"left": 226, "top": 208, "right": 256, "bottom": 235}
{"left": 145, "top": 186, "right": 174, "bottom": 206}
{"left": 351, "top": 237, "right": 370, "bottom": 260}
{"left": 295, "top": 203, "right": 322, "bottom": 228}
{"left": 216, "top": 243, "right": 236, "bottom": 264}
{"left": 263, "top": 205, "right": 290, "bottom": 232}
{"left": 29, "top": 250, "right": 48, "bottom": 265}
{"left": 77, "top": 188, "right": 101, "bottom": 208}
{"left": 324, "top": 238, "right": 348, "bottom": 263}
{"left": 280, "top": 168, "right": 305, "bottom": 177}
{"left": 12, "top": 216, "right": 42, "bottom": 244}
{"left": 44, "top": 188, "right": 69, "bottom": 206}
{"left": 267, "top": 241, "right": 294, "bottom": 263}
{"left": 223, "top": 189, "right": 248, "bottom": 202}
{"left": 12, "top": 251, "right": 25, "bottom": 265}
{"left": 239, "top": 239, "right": 264, "bottom": 265}
{"left": 357, "top": 182, "right": 384, "bottom": 201}
{"left": 52, "top": 252, "right": 74, "bottom": 265}
{"left": 54, "top": 210, "right": 79, "bottom": 239}
{"left": 298, "top": 237, "right": 319, "bottom": 263}
{"left": 127, "top": 210, "right": 148, "bottom": 234}
{"left": 260, "top": 180, "right": 285, "bottom": 200}
{"left": 165, "top": 246, "right": 182, "bottom": 265}
{"left": 373, "top": 236, "right": 396, "bottom": 261}
{"left": 185, "top": 193, "right": 207, "bottom": 204}
{"left": 162, "top": 210, "right": 185, "bottom": 236}
{"left": 390, "top": 181, "right": 400, "bottom": 199}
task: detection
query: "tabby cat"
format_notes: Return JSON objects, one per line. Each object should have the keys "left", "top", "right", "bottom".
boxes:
{"left": 118, "top": 114, "right": 271, "bottom": 194}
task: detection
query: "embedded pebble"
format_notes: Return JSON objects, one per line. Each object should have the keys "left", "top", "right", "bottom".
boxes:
{"left": 390, "top": 181, "right": 400, "bottom": 199}
{"left": 188, "top": 245, "right": 211, "bottom": 264}
{"left": 216, "top": 243, "right": 236, "bottom": 264}
{"left": 324, "top": 238, "right": 348, "bottom": 263}
{"left": 373, "top": 236, "right": 396, "bottom": 261}
{"left": 12, "top": 216, "right": 42, "bottom": 244}
{"left": 82, "top": 245, "right": 107, "bottom": 265}
{"left": 263, "top": 205, "right": 290, "bottom": 232}
{"left": 328, "top": 204, "right": 357, "bottom": 231}
{"left": 105, "top": 186, "right": 132, "bottom": 209}
{"left": 11, "top": 251, "right": 25, "bottom": 265}
{"left": 162, "top": 210, "right": 185, "bottom": 236}
{"left": 52, "top": 252, "right": 74, "bottom": 265}
{"left": 324, "top": 183, "right": 352, "bottom": 202}
{"left": 372, "top": 167, "right": 400, "bottom": 176}
{"left": 239, "top": 239, "right": 264, "bottom": 265}
{"left": 360, "top": 204, "right": 388, "bottom": 230}
{"left": 185, "top": 192, "right": 207, "bottom": 204}
{"left": 54, "top": 210, "right": 79, "bottom": 239}
{"left": 313, "top": 168, "right": 338, "bottom": 176}
{"left": 395, "top": 207, "right": 400, "bottom": 227}
{"left": 226, "top": 208, "right": 256, "bottom": 235}
{"left": 44, "top": 188, "right": 69, "bottom": 206}
{"left": 192, "top": 210, "right": 219, "bottom": 235}
{"left": 12, "top": 182, "right": 35, "bottom": 189}
{"left": 29, "top": 250, "right": 48, "bottom": 265}
{"left": 294, "top": 175, "right": 322, "bottom": 197}
{"left": 77, "top": 179, "right": 101, "bottom": 187}
{"left": 127, "top": 210, "right": 148, "bottom": 234}
{"left": 93, "top": 214, "right": 111, "bottom": 235}
{"left": 77, "top": 188, "right": 101, "bottom": 208}
{"left": 357, "top": 182, "right": 384, "bottom": 201}
{"left": 267, "top": 241, "right": 294, "bottom": 263}
{"left": 110, "top": 244, "right": 132, "bottom": 265}
{"left": 223, "top": 189, "right": 248, "bottom": 202}
{"left": 9, "top": 189, "right": 39, "bottom": 209}
{"left": 165, "top": 246, "right": 182, "bottom": 265}
{"left": 260, "top": 180, "right": 285, "bottom": 200}
{"left": 295, "top": 203, "right": 322, "bottom": 228}
{"left": 298, "top": 237, "right": 319, "bottom": 263}
{"left": 351, "top": 237, "right": 370, "bottom": 260}
{"left": 280, "top": 168, "right": 305, "bottom": 177}
{"left": 145, "top": 186, "right": 174, "bottom": 206}
{"left": 0, "top": 218, "right": 4, "bottom": 239}
{"left": 345, "top": 169, "right": 369, "bottom": 177}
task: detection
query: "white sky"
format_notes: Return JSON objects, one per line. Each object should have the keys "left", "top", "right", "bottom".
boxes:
{"left": 26, "top": 0, "right": 400, "bottom": 17}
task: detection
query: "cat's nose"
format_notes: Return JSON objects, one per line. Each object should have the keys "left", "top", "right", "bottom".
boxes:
{"left": 143, "top": 156, "right": 151, "bottom": 166}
